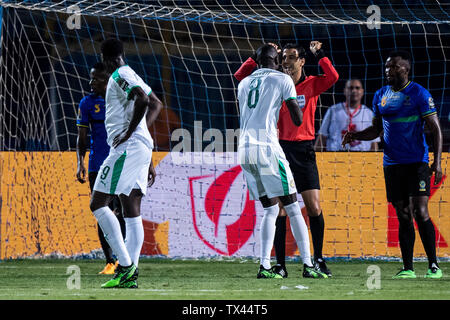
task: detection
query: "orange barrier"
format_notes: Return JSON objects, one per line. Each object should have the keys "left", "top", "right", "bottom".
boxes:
{"left": 0, "top": 152, "right": 97, "bottom": 259}
{"left": 316, "top": 152, "right": 449, "bottom": 258}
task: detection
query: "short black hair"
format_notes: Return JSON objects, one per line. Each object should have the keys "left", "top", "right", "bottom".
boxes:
{"left": 91, "top": 62, "right": 106, "bottom": 72}
{"left": 255, "top": 44, "right": 278, "bottom": 66}
{"left": 388, "top": 50, "right": 411, "bottom": 64}
{"left": 101, "top": 38, "right": 124, "bottom": 59}
{"left": 283, "top": 43, "right": 307, "bottom": 59}
{"left": 346, "top": 78, "right": 363, "bottom": 88}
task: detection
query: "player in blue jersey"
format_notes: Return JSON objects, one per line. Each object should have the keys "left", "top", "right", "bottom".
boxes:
{"left": 342, "top": 51, "right": 443, "bottom": 279}
{"left": 76, "top": 62, "right": 126, "bottom": 275}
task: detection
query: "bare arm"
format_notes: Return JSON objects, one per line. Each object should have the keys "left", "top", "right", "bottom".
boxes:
{"left": 285, "top": 98, "right": 303, "bottom": 127}
{"left": 370, "top": 141, "right": 379, "bottom": 152}
{"left": 342, "top": 116, "right": 382, "bottom": 148}
{"left": 146, "top": 91, "right": 164, "bottom": 129}
{"left": 76, "top": 126, "right": 89, "bottom": 183}
{"left": 113, "top": 86, "right": 150, "bottom": 148}
{"left": 424, "top": 114, "right": 443, "bottom": 184}
{"left": 145, "top": 92, "right": 163, "bottom": 188}
{"left": 148, "top": 158, "right": 157, "bottom": 187}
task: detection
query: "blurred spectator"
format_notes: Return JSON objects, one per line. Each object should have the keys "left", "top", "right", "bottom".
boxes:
{"left": 315, "top": 79, "right": 379, "bottom": 151}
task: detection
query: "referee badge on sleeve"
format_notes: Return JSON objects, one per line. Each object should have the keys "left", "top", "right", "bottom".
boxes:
{"left": 297, "top": 95, "right": 305, "bottom": 108}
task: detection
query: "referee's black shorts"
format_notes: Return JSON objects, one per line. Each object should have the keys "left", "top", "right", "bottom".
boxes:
{"left": 279, "top": 140, "right": 320, "bottom": 193}
{"left": 383, "top": 162, "right": 431, "bottom": 203}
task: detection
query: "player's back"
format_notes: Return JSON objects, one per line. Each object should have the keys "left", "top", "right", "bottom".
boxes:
{"left": 238, "top": 68, "right": 296, "bottom": 147}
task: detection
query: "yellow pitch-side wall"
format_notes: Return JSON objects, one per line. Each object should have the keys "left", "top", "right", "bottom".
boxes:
{"left": 0, "top": 152, "right": 97, "bottom": 259}
{"left": 316, "top": 152, "right": 449, "bottom": 258}
{"left": 0, "top": 152, "right": 448, "bottom": 259}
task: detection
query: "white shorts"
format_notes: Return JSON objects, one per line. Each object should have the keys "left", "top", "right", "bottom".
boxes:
{"left": 93, "top": 137, "right": 152, "bottom": 196}
{"left": 238, "top": 144, "right": 297, "bottom": 200}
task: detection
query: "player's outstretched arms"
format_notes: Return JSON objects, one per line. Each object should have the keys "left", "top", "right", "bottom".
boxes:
{"left": 342, "top": 116, "right": 382, "bottom": 148}
{"left": 76, "top": 126, "right": 88, "bottom": 183}
{"left": 424, "top": 113, "right": 443, "bottom": 184}
{"left": 145, "top": 91, "right": 163, "bottom": 129}
{"left": 286, "top": 98, "right": 302, "bottom": 126}
{"left": 113, "top": 86, "right": 149, "bottom": 148}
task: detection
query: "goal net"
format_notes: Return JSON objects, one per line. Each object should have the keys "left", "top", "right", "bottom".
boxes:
{"left": 0, "top": 0, "right": 449, "bottom": 259}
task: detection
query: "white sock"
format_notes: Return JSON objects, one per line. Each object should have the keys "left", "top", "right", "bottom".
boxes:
{"left": 124, "top": 216, "right": 144, "bottom": 267}
{"left": 93, "top": 207, "right": 132, "bottom": 267}
{"left": 284, "top": 202, "right": 313, "bottom": 267}
{"left": 260, "top": 203, "right": 279, "bottom": 269}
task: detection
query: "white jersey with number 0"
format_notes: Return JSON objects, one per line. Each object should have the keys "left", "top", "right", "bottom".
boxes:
{"left": 105, "top": 65, "right": 153, "bottom": 150}
{"left": 237, "top": 67, "right": 298, "bottom": 200}
{"left": 238, "top": 68, "right": 297, "bottom": 147}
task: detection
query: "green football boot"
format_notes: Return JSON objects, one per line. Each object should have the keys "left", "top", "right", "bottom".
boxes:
{"left": 118, "top": 267, "right": 139, "bottom": 288}
{"left": 271, "top": 264, "right": 288, "bottom": 278}
{"left": 392, "top": 269, "right": 416, "bottom": 279}
{"left": 118, "top": 279, "right": 138, "bottom": 288}
{"left": 257, "top": 265, "right": 283, "bottom": 279}
{"left": 101, "top": 263, "right": 137, "bottom": 288}
{"left": 424, "top": 265, "right": 443, "bottom": 279}
{"left": 303, "top": 264, "right": 328, "bottom": 279}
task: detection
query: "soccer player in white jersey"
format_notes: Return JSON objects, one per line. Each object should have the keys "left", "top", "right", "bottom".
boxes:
{"left": 90, "top": 38, "right": 163, "bottom": 288}
{"left": 238, "top": 44, "right": 328, "bottom": 279}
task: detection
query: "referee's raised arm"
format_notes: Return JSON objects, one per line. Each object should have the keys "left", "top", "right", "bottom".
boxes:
{"left": 309, "top": 41, "right": 339, "bottom": 96}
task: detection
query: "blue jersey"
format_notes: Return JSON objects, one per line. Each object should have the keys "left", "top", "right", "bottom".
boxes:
{"left": 76, "top": 94, "right": 110, "bottom": 172}
{"left": 373, "top": 81, "right": 437, "bottom": 166}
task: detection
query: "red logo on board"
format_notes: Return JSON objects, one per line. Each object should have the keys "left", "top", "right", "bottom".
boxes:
{"left": 189, "top": 165, "right": 257, "bottom": 255}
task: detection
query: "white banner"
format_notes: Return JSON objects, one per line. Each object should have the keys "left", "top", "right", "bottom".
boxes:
{"left": 141, "top": 152, "right": 305, "bottom": 258}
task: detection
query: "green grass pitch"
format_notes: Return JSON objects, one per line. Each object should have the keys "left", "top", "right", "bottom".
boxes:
{"left": 0, "top": 258, "right": 448, "bottom": 300}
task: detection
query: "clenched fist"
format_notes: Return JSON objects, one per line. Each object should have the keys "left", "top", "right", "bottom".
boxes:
{"left": 310, "top": 41, "right": 323, "bottom": 55}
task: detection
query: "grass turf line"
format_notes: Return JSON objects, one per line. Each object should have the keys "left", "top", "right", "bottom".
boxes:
{"left": 0, "top": 259, "right": 448, "bottom": 300}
